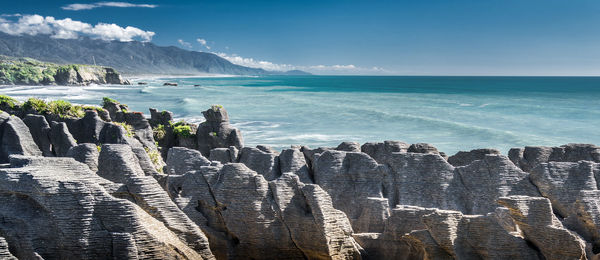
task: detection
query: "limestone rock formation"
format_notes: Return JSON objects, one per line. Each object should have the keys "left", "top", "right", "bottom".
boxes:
{"left": 49, "top": 121, "right": 77, "bottom": 156}
{"left": 0, "top": 115, "right": 42, "bottom": 162}
{"left": 0, "top": 155, "right": 214, "bottom": 259}
{"left": 66, "top": 143, "right": 99, "bottom": 172}
{"left": 498, "top": 196, "right": 587, "bottom": 260}
{"left": 196, "top": 106, "right": 243, "bottom": 156}
{"left": 23, "top": 114, "right": 53, "bottom": 156}
{"left": 509, "top": 143, "right": 600, "bottom": 172}
{"left": 166, "top": 161, "right": 364, "bottom": 259}
{"left": 447, "top": 148, "right": 501, "bottom": 167}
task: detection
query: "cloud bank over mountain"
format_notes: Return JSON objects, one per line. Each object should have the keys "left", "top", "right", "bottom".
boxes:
{"left": 0, "top": 14, "right": 154, "bottom": 42}
{"left": 215, "top": 52, "right": 389, "bottom": 75}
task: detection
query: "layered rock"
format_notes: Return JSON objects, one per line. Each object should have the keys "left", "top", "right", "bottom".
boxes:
{"left": 509, "top": 143, "right": 600, "bottom": 172}
{"left": 196, "top": 106, "right": 243, "bottom": 156}
{"left": 0, "top": 115, "right": 42, "bottom": 162}
{"left": 166, "top": 149, "right": 364, "bottom": 259}
{"left": 0, "top": 155, "right": 213, "bottom": 259}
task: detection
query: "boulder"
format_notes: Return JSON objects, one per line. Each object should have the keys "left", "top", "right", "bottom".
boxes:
{"left": 498, "top": 196, "right": 587, "bottom": 260}
{"left": 447, "top": 148, "right": 501, "bottom": 167}
{"left": 166, "top": 147, "right": 211, "bottom": 175}
{"left": 23, "top": 114, "right": 53, "bottom": 156}
{"left": 360, "top": 140, "right": 409, "bottom": 164}
{"left": 279, "top": 147, "right": 313, "bottom": 183}
{"left": 335, "top": 141, "right": 361, "bottom": 152}
{"left": 196, "top": 106, "right": 243, "bottom": 156}
{"left": 49, "top": 121, "right": 77, "bottom": 156}
{"left": 66, "top": 143, "right": 99, "bottom": 172}
{"left": 0, "top": 116, "right": 42, "bottom": 162}
{"left": 149, "top": 108, "right": 174, "bottom": 128}
{"left": 452, "top": 154, "right": 540, "bottom": 214}
{"left": 208, "top": 146, "right": 238, "bottom": 163}
{"left": 238, "top": 146, "right": 280, "bottom": 181}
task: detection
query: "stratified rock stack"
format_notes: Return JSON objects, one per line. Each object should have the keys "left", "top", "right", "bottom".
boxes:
{"left": 1, "top": 96, "right": 600, "bottom": 259}
{"left": 196, "top": 106, "right": 243, "bottom": 157}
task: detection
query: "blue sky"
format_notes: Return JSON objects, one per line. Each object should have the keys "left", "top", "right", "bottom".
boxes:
{"left": 1, "top": 0, "right": 600, "bottom": 75}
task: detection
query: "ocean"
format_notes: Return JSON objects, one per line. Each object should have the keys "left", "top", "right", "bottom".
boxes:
{"left": 1, "top": 75, "right": 599, "bottom": 155}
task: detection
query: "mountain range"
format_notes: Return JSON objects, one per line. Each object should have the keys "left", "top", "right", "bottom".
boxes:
{"left": 0, "top": 32, "right": 309, "bottom": 76}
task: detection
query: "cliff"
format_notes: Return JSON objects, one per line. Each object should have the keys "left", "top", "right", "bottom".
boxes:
{"left": 0, "top": 55, "right": 130, "bottom": 85}
{"left": 0, "top": 94, "right": 599, "bottom": 259}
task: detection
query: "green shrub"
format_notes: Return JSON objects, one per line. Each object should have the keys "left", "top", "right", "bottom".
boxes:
{"left": 114, "top": 122, "right": 134, "bottom": 137}
{"left": 211, "top": 104, "right": 223, "bottom": 111}
{"left": 0, "top": 95, "right": 19, "bottom": 108}
{"left": 145, "top": 147, "right": 163, "bottom": 173}
{"left": 153, "top": 124, "right": 166, "bottom": 140}
{"left": 23, "top": 98, "right": 48, "bottom": 113}
{"left": 102, "top": 97, "right": 118, "bottom": 107}
{"left": 173, "top": 125, "right": 192, "bottom": 138}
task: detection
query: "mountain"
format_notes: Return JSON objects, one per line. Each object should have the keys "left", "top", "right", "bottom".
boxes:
{"left": 0, "top": 32, "right": 308, "bottom": 76}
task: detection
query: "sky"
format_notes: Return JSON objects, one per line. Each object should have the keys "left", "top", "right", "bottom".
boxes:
{"left": 1, "top": 0, "right": 600, "bottom": 75}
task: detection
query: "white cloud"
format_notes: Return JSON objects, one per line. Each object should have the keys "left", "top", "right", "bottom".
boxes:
{"left": 62, "top": 2, "right": 157, "bottom": 11}
{"left": 196, "top": 38, "right": 210, "bottom": 49}
{"left": 0, "top": 14, "right": 154, "bottom": 42}
{"left": 178, "top": 39, "right": 192, "bottom": 48}
{"left": 215, "top": 52, "right": 390, "bottom": 74}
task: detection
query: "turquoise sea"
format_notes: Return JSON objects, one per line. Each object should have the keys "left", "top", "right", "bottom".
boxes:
{"left": 2, "top": 76, "right": 600, "bottom": 155}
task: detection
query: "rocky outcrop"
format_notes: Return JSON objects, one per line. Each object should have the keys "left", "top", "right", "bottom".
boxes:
{"left": 49, "top": 121, "right": 77, "bottom": 156}
{"left": 54, "top": 65, "right": 130, "bottom": 86}
{"left": 3, "top": 96, "right": 600, "bottom": 260}
{"left": 498, "top": 196, "right": 587, "bottom": 260}
{"left": 0, "top": 155, "right": 213, "bottom": 259}
{"left": 196, "top": 106, "right": 243, "bottom": 156}
{"left": 166, "top": 161, "right": 364, "bottom": 259}
{"left": 509, "top": 143, "right": 600, "bottom": 172}
{"left": 0, "top": 115, "right": 42, "bottom": 162}
{"left": 22, "top": 114, "right": 53, "bottom": 156}
{"left": 447, "top": 148, "right": 501, "bottom": 167}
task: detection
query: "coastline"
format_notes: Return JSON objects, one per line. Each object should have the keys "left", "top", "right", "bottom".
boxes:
{"left": 0, "top": 94, "right": 597, "bottom": 259}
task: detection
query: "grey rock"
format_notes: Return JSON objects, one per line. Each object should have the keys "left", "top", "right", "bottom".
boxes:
{"left": 313, "top": 150, "right": 388, "bottom": 233}
{"left": 509, "top": 144, "right": 600, "bottom": 172}
{"left": 447, "top": 148, "right": 501, "bottom": 167}
{"left": 498, "top": 196, "right": 587, "bottom": 260}
{"left": 453, "top": 154, "right": 540, "bottom": 214}
{"left": 166, "top": 147, "right": 211, "bottom": 175}
{"left": 209, "top": 146, "right": 238, "bottom": 164}
{"left": 66, "top": 143, "right": 99, "bottom": 172}
{"left": 407, "top": 143, "right": 441, "bottom": 154}
{"left": 167, "top": 163, "right": 363, "bottom": 259}
{"left": 0, "top": 237, "right": 17, "bottom": 260}
{"left": 98, "top": 122, "right": 129, "bottom": 144}
{"left": 149, "top": 108, "right": 174, "bottom": 127}
{"left": 196, "top": 106, "right": 243, "bottom": 156}
{"left": 529, "top": 161, "right": 600, "bottom": 251}
{"left": 0, "top": 116, "right": 42, "bottom": 162}
{"left": 49, "top": 121, "right": 77, "bottom": 156}
{"left": 360, "top": 140, "right": 409, "bottom": 164}
{"left": 97, "top": 144, "right": 214, "bottom": 258}
{"left": 23, "top": 114, "right": 53, "bottom": 156}
{"left": 72, "top": 110, "right": 106, "bottom": 144}
{"left": 238, "top": 146, "right": 280, "bottom": 181}
{"left": 279, "top": 148, "right": 313, "bottom": 183}
{"left": 336, "top": 141, "right": 361, "bottom": 152}
{"left": 0, "top": 155, "right": 214, "bottom": 259}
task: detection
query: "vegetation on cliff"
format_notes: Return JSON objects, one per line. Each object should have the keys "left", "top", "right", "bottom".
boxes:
{"left": 0, "top": 55, "right": 129, "bottom": 85}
